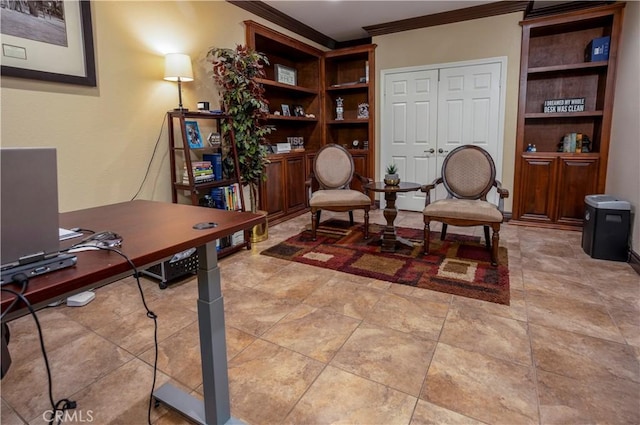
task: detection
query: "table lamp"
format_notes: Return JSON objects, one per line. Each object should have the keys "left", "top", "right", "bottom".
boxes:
{"left": 164, "top": 53, "right": 193, "bottom": 111}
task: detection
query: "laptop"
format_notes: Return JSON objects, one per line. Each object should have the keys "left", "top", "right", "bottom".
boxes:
{"left": 1, "top": 148, "right": 76, "bottom": 284}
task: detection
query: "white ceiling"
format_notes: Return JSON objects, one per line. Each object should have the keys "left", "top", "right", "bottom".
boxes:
{"left": 262, "top": 0, "right": 493, "bottom": 41}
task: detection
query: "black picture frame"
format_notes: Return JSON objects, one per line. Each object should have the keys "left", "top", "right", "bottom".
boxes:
{"left": 1, "top": 1, "right": 96, "bottom": 86}
{"left": 281, "top": 104, "right": 291, "bottom": 116}
{"left": 293, "top": 104, "right": 305, "bottom": 117}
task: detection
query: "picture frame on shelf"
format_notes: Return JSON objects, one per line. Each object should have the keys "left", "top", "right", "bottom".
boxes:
{"left": 0, "top": 1, "right": 96, "bottom": 86}
{"left": 293, "top": 104, "right": 305, "bottom": 117}
{"left": 281, "top": 104, "right": 291, "bottom": 116}
{"left": 185, "top": 121, "right": 204, "bottom": 148}
{"left": 357, "top": 103, "right": 369, "bottom": 119}
{"left": 274, "top": 64, "right": 297, "bottom": 86}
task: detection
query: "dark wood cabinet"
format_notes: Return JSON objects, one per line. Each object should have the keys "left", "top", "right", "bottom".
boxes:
{"left": 245, "top": 21, "right": 377, "bottom": 223}
{"left": 556, "top": 156, "right": 600, "bottom": 225}
{"left": 260, "top": 152, "right": 307, "bottom": 224}
{"left": 518, "top": 154, "right": 599, "bottom": 226}
{"left": 512, "top": 3, "right": 624, "bottom": 229}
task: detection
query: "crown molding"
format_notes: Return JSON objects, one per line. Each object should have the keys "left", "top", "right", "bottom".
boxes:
{"left": 364, "top": 1, "right": 529, "bottom": 37}
{"left": 227, "top": 0, "right": 337, "bottom": 49}
{"left": 227, "top": 1, "right": 614, "bottom": 48}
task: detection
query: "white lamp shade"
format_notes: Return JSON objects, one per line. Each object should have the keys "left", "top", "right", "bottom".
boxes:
{"left": 164, "top": 53, "right": 193, "bottom": 82}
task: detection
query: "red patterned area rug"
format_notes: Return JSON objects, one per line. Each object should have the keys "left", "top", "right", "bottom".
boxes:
{"left": 261, "top": 219, "right": 510, "bottom": 305}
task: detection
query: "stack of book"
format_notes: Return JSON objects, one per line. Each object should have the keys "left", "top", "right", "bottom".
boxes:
{"left": 182, "top": 161, "right": 214, "bottom": 184}
{"left": 209, "top": 183, "right": 242, "bottom": 211}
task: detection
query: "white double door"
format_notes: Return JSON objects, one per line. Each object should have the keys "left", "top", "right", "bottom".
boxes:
{"left": 381, "top": 58, "right": 506, "bottom": 211}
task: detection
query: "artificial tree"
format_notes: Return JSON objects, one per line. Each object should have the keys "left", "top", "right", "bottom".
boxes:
{"left": 207, "top": 45, "right": 272, "bottom": 213}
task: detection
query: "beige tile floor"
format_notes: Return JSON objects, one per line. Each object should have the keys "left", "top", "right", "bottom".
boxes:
{"left": 1, "top": 210, "right": 639, "bottom": 424}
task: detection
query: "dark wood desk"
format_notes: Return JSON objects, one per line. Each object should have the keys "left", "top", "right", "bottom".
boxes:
{"left": 0, "top": 200, "right": 265, "bottom": 425}
{"left": 364, "top": 182, "right": 421, "bottom": 252}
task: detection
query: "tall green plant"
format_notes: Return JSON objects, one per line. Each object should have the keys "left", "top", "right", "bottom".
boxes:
{"left": 207, "top": 45, "right": 272, "bottom": 213}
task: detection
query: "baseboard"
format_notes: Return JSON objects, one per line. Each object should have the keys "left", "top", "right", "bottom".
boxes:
{"left": 630, "top": 250, "right": 640, "bottom": 276}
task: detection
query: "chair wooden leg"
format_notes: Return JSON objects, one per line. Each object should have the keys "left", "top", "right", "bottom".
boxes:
{"left": 348, "top": 211, "right": 354, "bottom": 226}
{"left": 311, "top": 210, "right": 318, "bottom": 241}
{"left": 363, "top": 209, "right": 369, "bottom": 239}
{"left": 440, "top": 223, "right": 448, "bottom": 241}
{"left": 484, "top": 225, "right": 491, "bottom": 249}
{"left": 491, "top": 223, "right": 500, "bottom": 266}
{"left": 424, "top": 219, "right": 431, "bottom": 255}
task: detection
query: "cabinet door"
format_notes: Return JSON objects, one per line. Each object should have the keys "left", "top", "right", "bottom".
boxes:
{"left": 351, "top": 152, "right": 368, "bottom": 191}
{"left": 286, "top": 156, "right": 307, "bottom": 212}
{"left": 261, "top": 157, "right": 286, "bottom": 218}
{"left": 556, "top": 156, "right": 599, "bottom": 225}
{"left": 518, "top": 155, "right": 558, "bottom": 224}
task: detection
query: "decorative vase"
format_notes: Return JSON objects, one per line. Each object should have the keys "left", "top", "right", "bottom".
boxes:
{"left": 384, "top": 174, "right": 400, "bottom": 186}
{"left": 250, "top": 210, "right": 269, "bottom": 243}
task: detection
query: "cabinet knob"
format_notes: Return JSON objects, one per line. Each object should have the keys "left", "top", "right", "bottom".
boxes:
{"left": 438, "top": 148, "right": 449, "bottom": 154}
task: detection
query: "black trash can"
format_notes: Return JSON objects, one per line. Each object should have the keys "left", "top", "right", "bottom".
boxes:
{"left": 582, "top": 195, "right": 631, "bottom": 261}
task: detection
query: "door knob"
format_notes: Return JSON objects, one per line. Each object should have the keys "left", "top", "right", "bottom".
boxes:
{"left": 424, "top": 148, "right": 435, "bottom": 154}
{"left": 438, "top": 148, "right": 449, "bottom": 154}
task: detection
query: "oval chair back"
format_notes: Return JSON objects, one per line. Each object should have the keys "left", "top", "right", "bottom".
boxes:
{"left": 441, "top": 145, "right": 496, "bottom": 201}
{"left": 313, "top": 144, "right": 354, "bottom": 190}
{"left": 308, "top": 144, "right": 371, "bottom": 241}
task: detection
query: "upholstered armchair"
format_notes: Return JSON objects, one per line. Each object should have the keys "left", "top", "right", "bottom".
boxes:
{"left": 421, "top": 145, "right": 509, "bottom": 266}
{"left": 306, "top": 144, "right": 372, "bottom": 240}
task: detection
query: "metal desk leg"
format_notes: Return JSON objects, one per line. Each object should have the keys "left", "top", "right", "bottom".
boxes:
{"left": 154, "top": 241, "right": 236, "bottom": 424}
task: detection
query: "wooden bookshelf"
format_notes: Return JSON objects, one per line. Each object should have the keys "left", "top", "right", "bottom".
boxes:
{"left": 244, "top": 21, "right": 377, "bottom": 223}
{"left": 512, "top": 3, "right": 625, "bottom": 229}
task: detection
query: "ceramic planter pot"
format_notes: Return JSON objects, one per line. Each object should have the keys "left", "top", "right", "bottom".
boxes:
{"left": 384, "top": 174, "right": 400, "bottom": 186}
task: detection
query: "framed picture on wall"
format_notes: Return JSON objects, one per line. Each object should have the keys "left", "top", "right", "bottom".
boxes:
{"left": 185, "top": 121, "right": 204, "bottom": 148}
{"left": 0, "top": 1, "right": 96, "bottom": 86}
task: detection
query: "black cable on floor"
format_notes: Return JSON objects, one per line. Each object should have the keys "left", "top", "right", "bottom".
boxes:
{"left": 1, "top": 284, "right": 76, "bottom": 425}
{"left": 4, "top": 246, "right": 160, "bottom": 424}
{"left": 94, "top": 246, "right": 158, "bottom": 425}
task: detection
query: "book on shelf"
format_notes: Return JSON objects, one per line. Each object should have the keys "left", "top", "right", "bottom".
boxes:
{"left": 203, "top": 153, "right": 223, "bottom": 181}
{"left": 208, "top": 183, "right": 242, "bottom": 211}
{"left": 182, "top": 160, "right": 214, "bottom": 184}
{"left": 183, "top": 175, "right": 215, "bottom": 184}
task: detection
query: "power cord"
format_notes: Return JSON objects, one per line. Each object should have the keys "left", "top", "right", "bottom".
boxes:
{"left": 1, "top": 274, "right": 77, "bottom": 425}
{"left": 131, "top": 113, "right": 168, "bottom": 201}
{"left": 90, "top": 246, "right": 159, "bottom": 425}
{"left": 0, "top": 273, "right": 28, "bottom": 321}
{"left": 3, "top": 248, "right": 159, "bottom": 424}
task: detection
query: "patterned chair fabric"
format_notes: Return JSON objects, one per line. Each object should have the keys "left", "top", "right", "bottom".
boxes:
{"left": 307, "top": 144, "right": 372, "bottom": 240}
{"left": 421, "top": 145, "right": 509, "bottom": 266}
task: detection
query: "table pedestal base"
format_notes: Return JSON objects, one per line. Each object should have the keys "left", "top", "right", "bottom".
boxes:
{"left": 364, "top": 181, "right": 422, "bottom": 253}
{"left": 380, "top": 191, "right": 417, "bottom": 252}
